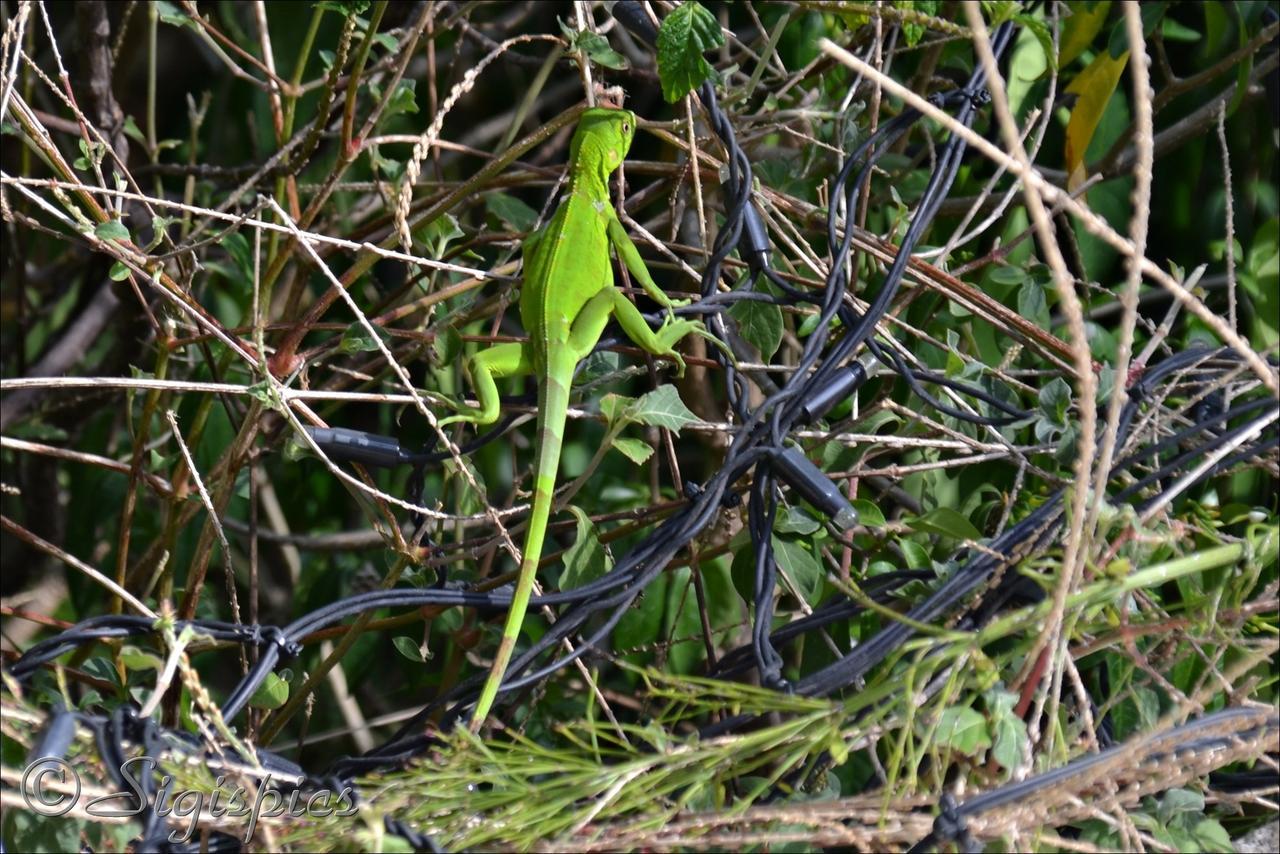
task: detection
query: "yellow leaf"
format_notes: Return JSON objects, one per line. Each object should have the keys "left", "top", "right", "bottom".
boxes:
{"left": 1064, "top": 49, "right": 1128, "bottom": 191}
{"left": 1059, "top": 1, "right": 1112, "bottom": 69}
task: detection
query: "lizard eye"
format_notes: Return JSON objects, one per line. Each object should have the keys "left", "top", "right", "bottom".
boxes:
{"left": 622, "top": 122, "right": 630, "bottom": 134}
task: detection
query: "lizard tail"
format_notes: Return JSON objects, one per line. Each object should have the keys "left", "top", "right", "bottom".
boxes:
{"left": 470, "top": 348, "right": 572, "bottom": 728}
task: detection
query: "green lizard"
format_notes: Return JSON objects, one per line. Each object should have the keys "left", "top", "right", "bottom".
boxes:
{"left": 439, "top": 107, "right": 704, "bottom": 729}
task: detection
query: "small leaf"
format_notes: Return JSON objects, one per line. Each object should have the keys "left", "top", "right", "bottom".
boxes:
{"left": 122, "top": 115, "right": 147, "bottom": 146}
{"left": 629, "top": 385, "right": 701, "bottom": 434}
{"left": 247, "top": 672, "right": 290, "bottom": 709}
{"left": 119, "top": 646, "right": 165, "bottom": 671}
{"left": 576, "top": 31, "right": 629, "bottom": 70}
{"left": 560, "top": 506, "right": 613, "bottom": 590}
{"left": 729, "top": 290, "right": 783, "bottom": 362}
{"left": 486, "top": 192, "right": 538, "bottom": 232}
{"left": 656, "top": 1, "right": 725, "bottom": 103}
{"left": 339, "top": 322, "right": 390, "bottom": 354}
{"left": 393, "top": 635, "right": 426, "bottom": 662}
{"left": 95, "top": 220, "right": 130, "bottom": 242}
{"left": 905, "top": 507, "right": 982, "bottom": 541}
{"left": 109, "top": 261, "right": 131, "bottom": 281}
{"left": 1017, "top": 278, "right": 1049, "bottom": 328}
{"left": 849, "top": 499, "right": 885, "bottom": 528}
{"left": 432, "top": 325, "right": 462, "bottom": 368}
{"left": 415, "top": 213, "right": 464, "bottom": 257}
{"left": 1014, "top": 13, "right": 1057, "bottom": 71}
{"left": 599, "top": 392, "right": 638, "bottom": 428}
{"left": 932, "top": 706, "right": 992, "bottom": 755}
{"left": 1038, "top": 376, "right": 1072, "bottom": 425}
{"left": 154, "top": 0, "right": 198, "bottom": 29}
{"left": 611, "top": 436, "right": 654, "bottom": 465}
{"left": 772, "top": 536, "right": 823, "bottom": 605}
{"left": 774, "top": 506, "right": 821, "bottom": 536}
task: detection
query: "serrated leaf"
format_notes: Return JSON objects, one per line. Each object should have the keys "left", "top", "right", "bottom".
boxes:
{"left": 630, "top": 385, "right": 701, "bottom": 433}
{"left": 95, "top": 220, "right": 130, "bottom": 242}
{"left": 486, "top": 192, "right": 538, "bottom": 232}
{"left": 932, "top": 706, "right": 992, "bottom": 755}
{"left": 247, "top": 672, "right": 290, "bottom": 709}
{"left": 656, "top": 1, "right": 725, "bottom": 103}
{"left": 611, "top": 436, "right": 654, "bottom": 465}
{"left": 560, "top": 506, "right": 612, "bottom": 590}
{"left": 905, "top": 507, "right": 982, "bottom": 541}
{"left": 599, "top": 392, "right": 638, "bottom": 428}
{"left": 729, "top": 292, "right": 783, "bottom": 361}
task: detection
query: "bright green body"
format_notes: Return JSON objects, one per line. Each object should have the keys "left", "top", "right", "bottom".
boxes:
{"left": 441, "top": 108, "right": 702, "bottom": 728}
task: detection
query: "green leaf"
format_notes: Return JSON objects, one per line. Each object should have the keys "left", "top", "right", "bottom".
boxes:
{"left": 905, "top": 507, "right": 982, "bottom": 541}
{"left": 119, "top": 646, "right": 165, "bottom": 671}
{"left": 371, "top": 79, "right": 418, "bottom": 117}
{"left": 431, "top": 324, "right": 462, "bottom": 368}
{"left": 629, "top": 385, "right": 702, "bottom": 434}
{"left": 415, "top": 213, "right": 464, "bottom": 257}
{"left": 392, "top": 635, "right": 426, "bottom": 662}
{"left": 772, "top": 535, "right": 823, "bottom": 606}
{"left": 560, "top": 506, "right": 612, "bottom": 590}
{"left": 109, "top": 261, "right": 131, "bottom": 281}
{"left": 155, "top": 0, "right": 198, "bottom": 29}
{"left": 579, "top": 32, "right": 629, "bottom": 70}
{"left": 122, "top": 115, "right": 147, "bottom": 146}
{"left": 850, "top": 499, "right": 886, "bottom": 528}
{"left": 932, "top": 706, "right": 992, "bottom": 755}
{"left": 1017, "top": 278, "right": 1050, "bottom": 328}
{"left": 486, "top": 192, "right": 539, "bottom": 232}
{"left": 656, "top": 1, "right": 725, "bottom": 103}
{"left": 599, "top": 392, "right": 638, "bottom": 428}
{"left": 774, "top": 506, "right": 821, "bottom": 536}
{"left": 1038, "top": 376, "right": 1072, "bottom": 425}
{"left": 986, "top": 690, "right": 1027, "bottom": 769}
{"left": 338, "top": 322, "right": 390, "bottom": 354}
{"left": 247, "top": 671, "right": 290, "bottom": 709}
{"left": 1014, "top": 13, "right": 1057, "bottom": 71}
{"left": 611, "top": 436, "right": 654, "bottom": 465}
{"left": 94, "top": 219, "right": 130, "bottom": 242}
{"left": 729, "top": 289, "right": 783, "bottom": 362}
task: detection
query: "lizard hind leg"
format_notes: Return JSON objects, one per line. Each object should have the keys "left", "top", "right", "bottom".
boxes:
{"left": 438, "top": 341, "right": 532, "bottom": 427}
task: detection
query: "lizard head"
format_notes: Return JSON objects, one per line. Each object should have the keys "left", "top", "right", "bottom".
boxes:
{"left": 570, "top": 107, "right": 637, "bottom": 177}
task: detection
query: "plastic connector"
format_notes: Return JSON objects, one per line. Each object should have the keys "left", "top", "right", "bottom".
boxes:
{"left": 306, "top": 426, "right": 416, "bottom": 468}
{"left": 797, "top": 354, "right": 876, "bottom": 425}
{"left": 771, "top": 445, "right": 859, "bottom": 530}
{"left": 742, "top": 202, "right": 772, "bottom": 269}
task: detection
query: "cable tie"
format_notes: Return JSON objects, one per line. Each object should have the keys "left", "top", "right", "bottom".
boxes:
{"left": 770, "top": 446, "right": 859, "bottom": 530}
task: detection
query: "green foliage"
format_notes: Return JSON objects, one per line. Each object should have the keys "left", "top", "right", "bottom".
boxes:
{"left": 656, "top": 1, "right": 724, "bottom": 102}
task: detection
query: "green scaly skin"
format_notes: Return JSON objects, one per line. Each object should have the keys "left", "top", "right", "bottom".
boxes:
{"left": 439, "top": 108, "right": 704, "bottom": 729}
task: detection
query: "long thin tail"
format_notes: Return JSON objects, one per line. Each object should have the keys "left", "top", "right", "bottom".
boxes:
{"left": 469, "top": 349, "right": 572, "bottom": 729}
